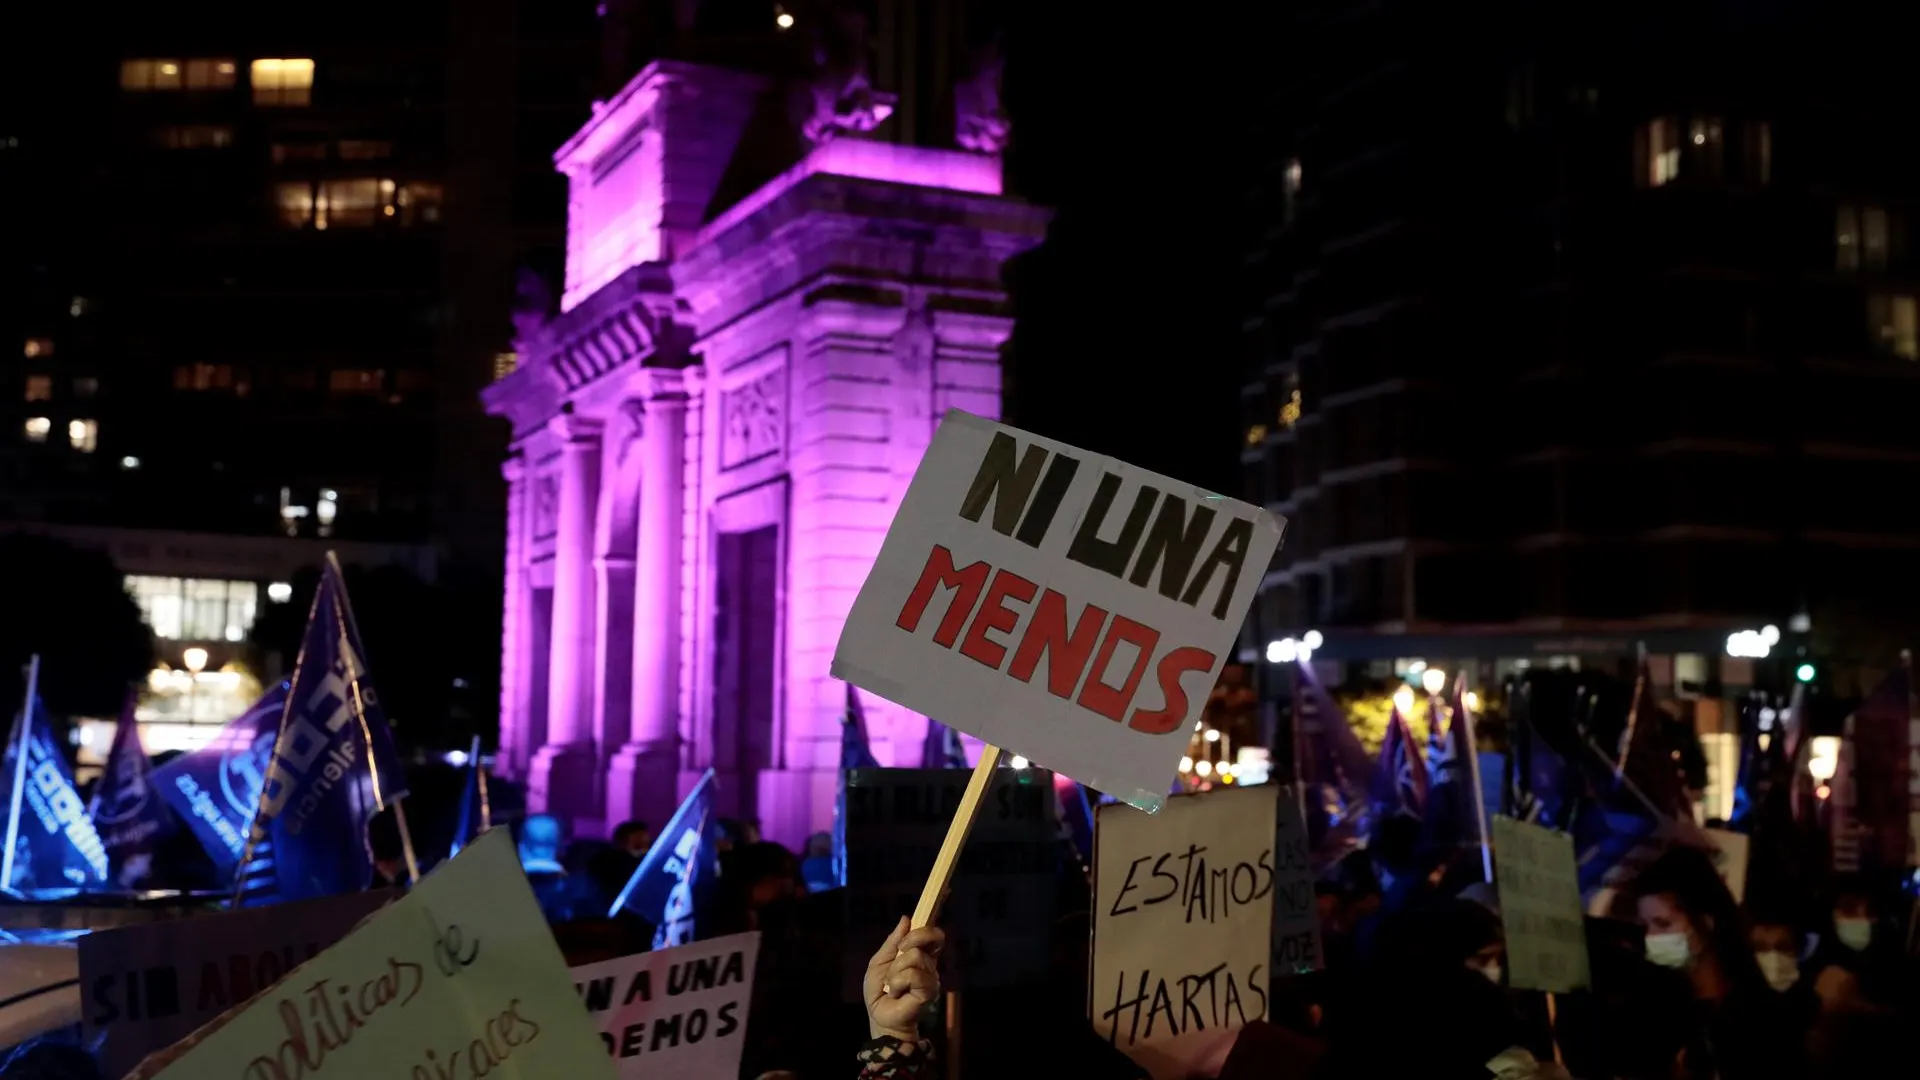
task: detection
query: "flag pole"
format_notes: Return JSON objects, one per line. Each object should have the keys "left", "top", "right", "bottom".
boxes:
{"left": 1457, "top": 672, "right": 1494, "bottom": 883}
{"left": 325, "top": 552, "right": 421, "bottom": 885}
{"left": 477, "top": 739, "right": 493, "bottom": 833}
{"left": 1902, "top": 650, "right": 1919, "bottom": 958}
{"left": 1613, "top": 642, "right": 1649, "bottom": 783}
{"left": 2, "top": 654, "right": 42, "bottom": 892}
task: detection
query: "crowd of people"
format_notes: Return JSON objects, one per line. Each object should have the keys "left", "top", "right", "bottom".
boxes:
{"left": 5, "top": 805, "right": 1915, "bottom": 1079}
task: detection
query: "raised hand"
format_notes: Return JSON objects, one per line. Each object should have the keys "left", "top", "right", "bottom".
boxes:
{"left": 863, "top": 915, "right": 945, "bottom": 1041}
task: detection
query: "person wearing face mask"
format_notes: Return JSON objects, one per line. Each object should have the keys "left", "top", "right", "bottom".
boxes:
{"left": 1803, "top": 877, "right": 1908, "bottom": 1080}
{"left": 1632, "top": 848, "right": 1803, "bottom": 1080}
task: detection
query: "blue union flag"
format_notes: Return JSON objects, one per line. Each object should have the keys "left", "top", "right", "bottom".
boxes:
{"left": 236, "top": 558, "right": 410, "bottom": 906}
{"left": 2, "top": 696, "right": 109, "bottom": 892}
{"left": 88, "top": 696, "right": 176, "bottom": 887}
{"left": 151, "top": 683, "right": 287, "bottom": 877}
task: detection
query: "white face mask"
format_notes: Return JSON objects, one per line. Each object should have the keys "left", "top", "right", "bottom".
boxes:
{"left": 1835, "top": 918, "right": 1873, "bottom": 952}
{"left": 1756, "top": 950, "right": 1799, "bottom": 992}
{"left": 1473, "top": 962, "right": 1504, "bottom": 986}
{"left": 1645, "top": 931, "right": 1692, "bottom": 969}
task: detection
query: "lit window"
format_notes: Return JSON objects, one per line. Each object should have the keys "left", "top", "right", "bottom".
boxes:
{"left": 1245, "top": 424, "right": 1269, "bottom": 446}
{"left": 1868, "top": 293, "right": 1919, "bottom": 360}
{"left": 184, "top": 59, "right": 237, "bottom": 90}
{"left": 23, "top": 417, "right": 50, "bottom": 442}
{"left": 22, "top": 338, "right": 52, "bottom": 358}
{"left": 120, "top": 455, "right": 141, "bottom": 470}
{"left": 1645, "top": 118, "right": 1680, "bottom": 187}
{"left": 395, "top": 181, "right": 443, "bottom": 225}
{"left": 73, "top": 376, "right": 97, "bottom": 398}
{"left": 271, "top": 143, "right": 328, "bottom": 164}
{"left": 493, "top": 351, "right": 519, "bottom": 379}
{"left": 24, "top": 375, "right": 52, "bottom": 402}
{"left": 69, "top": 297, "right": 90, "bottom": 318}
{"left": 1282, "top": 158, "right": 1303, "bottom": 225}
{"left": 337, "top": 140, "right": 393, "bottom": 161}
{"left": 156, "top": 125, "right": 234, "bottom": 150}
{"left": 1837, "top": 204, "right": 1894, "bottom": 273}
{"left": 174, "top": 363, "right": 234, "bottom": 391}
{"left": 1279, "top": 388, "right": 1302, "bottom": 427}
{"left": 321, "top": 178, "right": 383, "bottom": 228}
{"left": 274, "top": 181, "right": 315, "bottom": 228}
{"left": 69, "top": 418, "right": 98, "bottom": 452}
{"left": 267, "top": 581, "right": 294, "bottom": 603}
{"left": 126, "top": 577, "right": 260, "bottom": 641}
{"left": 251, "top": 59, "right": 315, "bottom": 107}
{"left": 120, "top": 59, "right": 184, "bottom": 91}
{"left": 328, "top": 369, "right": 385, "bottom": 394}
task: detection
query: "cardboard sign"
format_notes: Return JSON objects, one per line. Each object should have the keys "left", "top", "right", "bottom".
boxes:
{"left": 1091, "top": 785, "right": 1277, "bottom": 1079}
{"left": 1701, "top": 827, "right": 1751, "bottom": 902}
{"left": 1492, "top": 816, "right": 1591, "bottom": 993}
{"left": 571, "top": 932, "right": 760, "bottom": 1079}
{"left": 80, "top": 890, "right": 395, "bottom": 1080}
{"left": 1268, "top": 786, "right": 1322, "bottom": 975}
{"left": 833, "top": 410, "right": 1285, "bottom": 811}
{"left": 843, "top": 768, "right": 1059, "bottom": 994}
{"left": 134, "top": 829, "right": 612, "bottom": 1080}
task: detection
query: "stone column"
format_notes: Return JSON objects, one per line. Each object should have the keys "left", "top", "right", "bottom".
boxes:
{"left": 607, "top": 372, "right": 689, "bottom": 830}
{"left": 529, "top": 414, "right": 603, "bottom": 826}
{"left": 499, "top": 456, "right": 529, "bottom": 777}
{"left": 589, "top": 405, "right": 643, "bottom": 837}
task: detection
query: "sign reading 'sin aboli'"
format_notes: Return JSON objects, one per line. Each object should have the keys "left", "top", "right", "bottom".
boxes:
{"left": 833, "top": 411, "right": 1285, "bottom": 808}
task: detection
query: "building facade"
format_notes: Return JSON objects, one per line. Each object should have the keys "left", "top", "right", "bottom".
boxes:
{"left": 484, "top": 54, "right": 1046, "bottom": 843}
{"left": 1240, "top": 2, "right": 1920, "bottom": 706}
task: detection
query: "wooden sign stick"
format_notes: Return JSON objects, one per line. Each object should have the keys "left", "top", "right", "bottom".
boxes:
{"left": 911, "top": 743, "right": 1004, "bottom": 929}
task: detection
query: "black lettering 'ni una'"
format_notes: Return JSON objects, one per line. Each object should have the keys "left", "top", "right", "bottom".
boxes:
{"left": 1067, "top": 474, "right": 1158, "bottom": 578}
{"left": 956, "top": 431, "right": 1080, "bottom": 548}
{"left": 1127, "top": 493, "right": 1217, "bottom": 601}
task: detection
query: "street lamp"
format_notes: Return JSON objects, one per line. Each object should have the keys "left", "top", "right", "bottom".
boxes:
{"left": 1421, "top": 668, "right": 1447, "bottom": 695}
{"left": 1392, "top": 685, "right": 1415, "bottom": 716}
{"left": 183, "top": 647, "right": 209, "bottom": 722}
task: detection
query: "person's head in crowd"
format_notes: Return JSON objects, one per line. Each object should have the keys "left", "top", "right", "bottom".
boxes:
{"left": 518, "top": 814, "right": 565, "bottom": 875}
{"left": 803, "top": 831, "right": 832, "bottom": 860}
{"left": 611, "top": 819, "right": 651, "bottom": 856}
{"left": 713, "top": 842, "right": 801, "bottom": 932}
{"left": 740, "top": 818, "right": 763, "bottom": 845}
{"left": 551, "top": 918, "right": 637, "bottom": 966}
{"left": 1632, "top": 845, "right": 1759, "bottom": 996}
{"left": 1827, "top": 874, "right": 1879, "bottom": 953}
{"left": 1746, "top": 907, "right": 1805, "bottom": 993}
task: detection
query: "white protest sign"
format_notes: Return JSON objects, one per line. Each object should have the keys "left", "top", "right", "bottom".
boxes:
{"left": 571, "top": 932, "right": 759, "bottom": 1078}
{"left": 842, "top": 768, "right": 1059, "bottom": 994}
{"left": 1269, "top": 785, "right": 1322, "bottom": 975}
{"left": 833, "top": 410, "right": 1285, "bottom": 810}
{"left": 1492, "top": 815, "right": 1591, "bottom": 993}
{"left": 1091, "top": 785, "right": 1277, "bottom": 1079}
{"left": 1702, "top": 827, "right": 1751, "bottom": 903}
{"left": 134, "top": 828, "right": 613, "bottom": 1080}
{"left": 80, "top": 890, "right": 394, "bottom": 1080}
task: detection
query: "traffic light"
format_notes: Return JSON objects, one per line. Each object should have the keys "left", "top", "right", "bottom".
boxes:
{"left": 1796, "top": 662, "right": 1816, "bottom": 683}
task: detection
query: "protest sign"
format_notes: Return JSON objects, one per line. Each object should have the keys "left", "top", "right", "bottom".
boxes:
{"left": 571, "top": 932, "right": 759, "bottom": 1078}
{"left": 81, "top": 890, "right": 394, "bottom": 1080}
{"left": 842, "top": 767, "right": 1058, "bottom": 995}
{"left": 1701, "top": 827, "right": 1751, "bottom": 903}
{"left": 833, "top": 410, "right": 1285, "bottom": 812}
{"left": 132, "top": 828, "right": 612, "bottom": 1080}
{"left": 1269, "top": 785, "right": 1322, "bottom": 975}
{"left": 1091, "top": 785, "right": 1276, "bottom": 1080}
{"left": 1492, "top": 815, "right": 1591, "bottom": 993}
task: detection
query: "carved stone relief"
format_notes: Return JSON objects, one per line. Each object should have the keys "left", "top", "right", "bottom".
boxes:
{"left": 720, "top": 369, "right": 786, "bottom": 469}
{"left": 533, "top": 473, "right": 560, "bottom": 539}
{"left": 953, "top": 41, "right": 1009, "bottom": 154}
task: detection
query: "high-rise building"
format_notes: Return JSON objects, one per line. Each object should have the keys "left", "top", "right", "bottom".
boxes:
{"left": 1241, "top": 2, "right": 1920, "bottom": 708}
{"left": 0, "top": 3, "right": 601, "bottom": 719}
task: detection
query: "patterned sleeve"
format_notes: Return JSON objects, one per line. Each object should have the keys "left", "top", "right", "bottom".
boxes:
{"left": 856, "top": 1035, "right": 938, "bottom": 1078}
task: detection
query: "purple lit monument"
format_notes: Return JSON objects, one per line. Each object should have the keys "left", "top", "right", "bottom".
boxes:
{"left": 483, "top": 58, "right": 1048, "bottom": 846}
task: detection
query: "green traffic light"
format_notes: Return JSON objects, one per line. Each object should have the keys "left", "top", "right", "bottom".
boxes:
{"left": 1796, "top": 663, "right": 1816, "bottom": 683}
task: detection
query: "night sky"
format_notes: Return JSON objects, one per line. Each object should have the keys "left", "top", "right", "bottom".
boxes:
{"left": 999, "top": 5, "right": 1271, "bottom": 497}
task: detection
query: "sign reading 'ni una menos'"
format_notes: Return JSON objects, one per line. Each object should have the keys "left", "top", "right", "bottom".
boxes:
{"left": 833, "top": 411, "right": 1285, "bottom": 809}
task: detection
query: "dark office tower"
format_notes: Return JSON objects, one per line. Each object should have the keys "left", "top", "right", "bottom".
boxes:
{"left": 1241, "top": 2, "right": 1920, "bottom": 689}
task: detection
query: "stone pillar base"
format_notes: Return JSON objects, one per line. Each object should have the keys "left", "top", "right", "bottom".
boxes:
{"left": 605, "top": 741, "right": 682, "bottom": 833}
{"left": 527, "top": 741, "right": 600, "bottom": 834}
{"left": 751, "top": 768, "right": 839, "bottom": 852}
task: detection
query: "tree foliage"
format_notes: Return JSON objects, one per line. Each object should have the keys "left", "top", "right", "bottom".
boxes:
{"left": 0, "top": 534, "right": 155, "bottom": 716}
